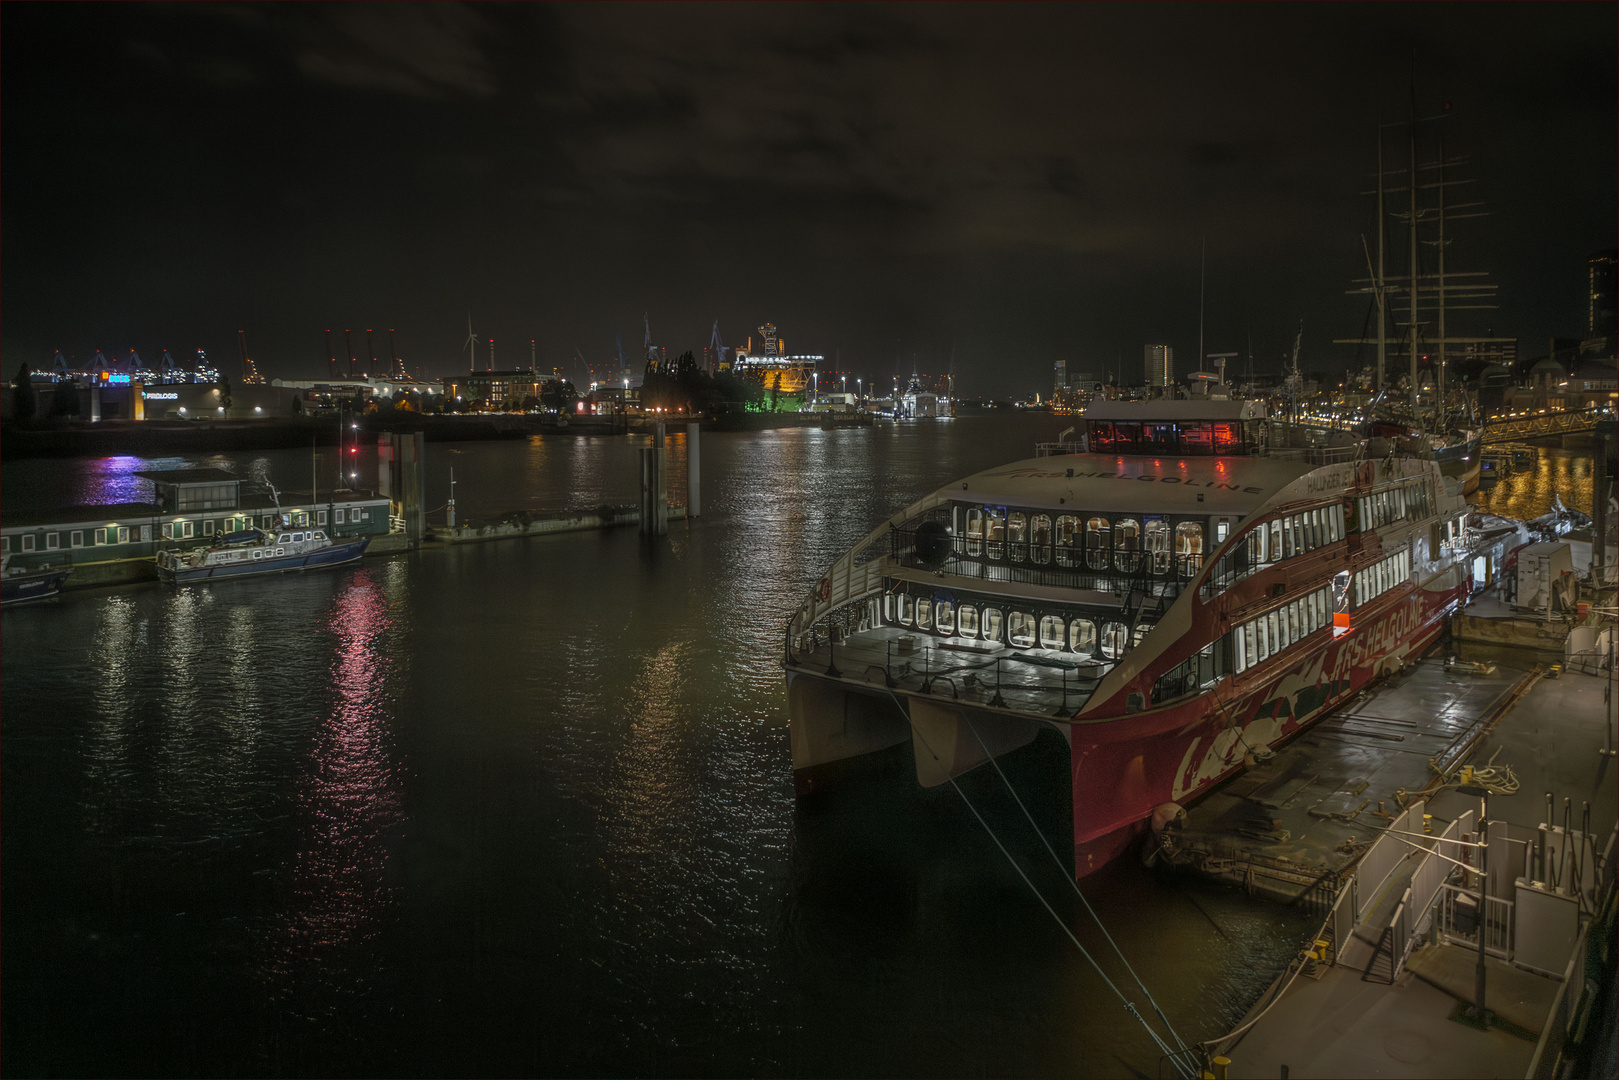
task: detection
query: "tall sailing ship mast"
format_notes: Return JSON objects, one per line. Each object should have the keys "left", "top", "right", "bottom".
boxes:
{"left": 1338, "top": 93, "right": 1506, "bottom": 492}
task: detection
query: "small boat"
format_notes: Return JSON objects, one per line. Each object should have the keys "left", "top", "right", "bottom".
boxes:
{"left": 156, "top": 522, "right": 368, "bottom": 584}
{"left": 1, "top": 555, "right": 72, "bottom": 607}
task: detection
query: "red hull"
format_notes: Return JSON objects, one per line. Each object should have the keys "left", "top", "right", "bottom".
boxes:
{"left": 1068, "top": 579, "right": 1463, "bottom": 877}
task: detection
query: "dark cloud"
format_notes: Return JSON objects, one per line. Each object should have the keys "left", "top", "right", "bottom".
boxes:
{"left": 1, "top": 2, "right": 1614, "bottom": 396}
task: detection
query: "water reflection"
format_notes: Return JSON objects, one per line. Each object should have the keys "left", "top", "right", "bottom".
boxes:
{"left": 1473, "top": 444, "right": 1596, "bottom": 521}
{"left": 265, "top": 571, "right": 403, "bottom": 1014}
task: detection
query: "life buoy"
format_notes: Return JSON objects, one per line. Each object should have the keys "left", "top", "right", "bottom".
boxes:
{"left": 817, "top": 577, "right": 831, "bottom": 603}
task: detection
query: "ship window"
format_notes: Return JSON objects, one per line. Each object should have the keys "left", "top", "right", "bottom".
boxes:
{"left": 1175, "top": 522, "right": 1204, "bottom": 577}
{"left": 1114, "top": 518, "right": 1142, "bottom": 572}
{"left": 1085, "top": 517, "right": 1111, "bottom": 570}
{"left": 1006, "top": 512, "right": 1028, "bottom": 562}
{"left": 1180, "top": 423, "right": 1213, "bottom": 455}
{"left": 898, "top": 593, "right": 914, "bottom": 626}
{"left": 1100, "top": 621, "right": 1129, "bottom": 660}
{"left": 1281, "top": 517, "right": 1294, "bottom": 557}
{"left": 981, "top": 608, "right": 1004, "bottom": 643}
{"left": 1113, "top": 422, "right": 1141, "bottom": 452}
{"left": 1039, "top": 615, "right": 1065, "bottom": 649}
{"left": 1256, "top": 616, "right": 1270, "bottom": 661}
{"left": 1268, "top": 611, "right": 1281, "bottom": 651}
{"left": 1145, "top": 517, "right": 1171, "bottom": 574}
{"left": 1234, "top": 628, "right": 1247, "bottom": 674}
{"left": 1268, "top": 520, "right": 1283, "bottom": 561}
{"left": 1198, "top": 642, "right": 1218, "bottom": 686}
{"left": 1069, "top": 618, "right": 1097, "bottom": 655}
{"left": 916, "top": 597, "right": 934, "bottom": 631}
{"left": 1144, "top": 423, "right": 1175, "bottom": 453}
{"left": 1307, "top": 591, "right": 1318, "bottom": 632}
{"left": 964, "top": 508, "right": 984, "bottom": 556}
{"left": 336, "top": 508, "right": 346, "bottom": 524}
{"left": 21, "top": 535, "right": 35, "bottom": 552}
{"left": 1008, "top": 611, "right": 1036, "bottom": 648}
{"left": 985, "top": 508, "right": 1006, "bottom": 560}
{"left": 1029, "top": 515, "right": 1052, "bottom": 565}
{"left": 315, "top": 531, "right": 326, "bottom": 541}
{"left": 71, "top": 531, "right": 84, "bottom": 548}
{"left": 1215, "top": 519, "right": 1229, "bottom": 544}
{"left": 1090, "top": 421, "right": 1115, "bottom": 452}
{"left": 1243, "top": 622, "right": 1258, "bottom": 668}
{"left": 958, "top": 605, "right": 979, "bottom": 638}
{"left": 935, "top": 601, "right": 955, "bottom": 635}
{"left": 1055, "top": 515, "right": 1080, "bottom": 567}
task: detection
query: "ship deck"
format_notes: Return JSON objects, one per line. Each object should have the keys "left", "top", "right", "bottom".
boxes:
{"left": 793, "top": 625, "right": 1111, "bottom": 718}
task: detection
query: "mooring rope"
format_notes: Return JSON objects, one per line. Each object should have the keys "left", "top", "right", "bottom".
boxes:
{"left": 876, "top": 685, "right": 1197, "bottom": 1078}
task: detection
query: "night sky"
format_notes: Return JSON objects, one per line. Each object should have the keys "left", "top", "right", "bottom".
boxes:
{"left": 3, "top": 2, "right": 1614, "bottom": 396}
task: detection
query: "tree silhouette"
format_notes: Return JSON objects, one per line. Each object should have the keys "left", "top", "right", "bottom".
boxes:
{"left": 11, "top": 360, "right": 36, "bottom": 419}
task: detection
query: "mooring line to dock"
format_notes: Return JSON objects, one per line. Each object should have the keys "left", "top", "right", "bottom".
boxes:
{"left": 957, "top": 712, "right": 1193, "bottom": 1060}
{"left": 874, "top": 686, "right": 1197, "bottom": 1078}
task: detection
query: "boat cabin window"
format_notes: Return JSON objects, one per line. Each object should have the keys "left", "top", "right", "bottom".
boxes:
{"left": 1114, "top": 518, "right": 1142, "bottom": 572}
{"left": 1039, "top": 615, "right": 1065, "bottom": 650}
{"left": 1146, "top": 517, "right": 1171, "bottom": 574}
{"left": 1055, "top": 515, "right": 1080, "bottom": 567}
{"left": 1085, "top": 517, "right": 1111, "bottom": 570}
{"left": 958, "top": 605, "right": 979, "bottom": 638}
{"left": 964, "top": 508, "right": 984, "bottom": 556}
{"left": 1029, "top": 514, "right": 1052, "bottom": 565}
{"left": 1175, "top": 522, "right": 1203, "bottom": 577}
{"left": 916, "top": 598, "right": 934, "bottom": 631}
{"left": 935, "top": 601, "right": 955, "bottom": 635}
{"left": 981, "top": 608, "right": 1004, "bottom": 643}
{"left": 1100, "top": 621, "right": 1129, "bottom": 660}
{"left": 1007, "top": 611, "right": 1036, "bottom": 648}
{"left": 898, "top": 593, "right": 914, "bottom": 626}
{"left": 985, "top": 508, "right": 1006, "bottom": 560}
{"left": 1006, "top": 512, "right": 1028, "bottom": 562}
{"left": 1069, "top": 618, "right": 1097, "bottom": 656}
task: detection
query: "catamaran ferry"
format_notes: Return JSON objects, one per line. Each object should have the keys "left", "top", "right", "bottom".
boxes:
{"left": 783, "top": 397, "right": 1523, "bottom": 877}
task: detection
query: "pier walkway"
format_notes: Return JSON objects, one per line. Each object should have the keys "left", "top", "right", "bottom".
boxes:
{"left": 1213, "top": 665, "right": 1617, "bottom": 1079}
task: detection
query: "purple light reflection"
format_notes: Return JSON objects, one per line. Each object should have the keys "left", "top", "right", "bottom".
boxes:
{"left": 265, "top": 570, "right": 403, "bottom": 1007}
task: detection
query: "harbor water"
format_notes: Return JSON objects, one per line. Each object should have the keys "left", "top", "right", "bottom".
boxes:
{"left": 7, "top": 413, "right": 1437, "bottom": 1076}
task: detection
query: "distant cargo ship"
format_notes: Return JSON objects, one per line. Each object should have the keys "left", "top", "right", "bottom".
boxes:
{"left": 730, "top": 323, "right": 819, "bottom": 411}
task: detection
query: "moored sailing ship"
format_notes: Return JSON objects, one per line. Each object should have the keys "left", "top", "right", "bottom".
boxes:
{"left": 783, "top": 396, "right": 1523, "bottom": 877}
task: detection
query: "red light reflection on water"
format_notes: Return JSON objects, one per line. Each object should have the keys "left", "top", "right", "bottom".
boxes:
{"left": 266, "top": 571, "right": 403, "bottom": 1004}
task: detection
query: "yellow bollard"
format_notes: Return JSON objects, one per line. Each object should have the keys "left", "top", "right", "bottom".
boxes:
{"left": 1210, "top": 1055, "right": 1230, "bottom": 1080}
{"left": 1423, "top": 814, "right": 1433, "bottom": 835}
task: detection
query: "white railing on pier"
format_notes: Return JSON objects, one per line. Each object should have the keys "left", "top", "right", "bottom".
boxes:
{"left": 1356, "top": 799, "right": 1424, "bottom": 923}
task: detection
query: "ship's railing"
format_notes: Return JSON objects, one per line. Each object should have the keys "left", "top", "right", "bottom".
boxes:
{"left": 888, "top": 525, "right": 1199, "bottom": 595}
{"left": 1268, "top": 444, "right": 1359, "bottom": 465}
{"left": 1034, "top": 440, "right": 1085, "bottom": 457}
